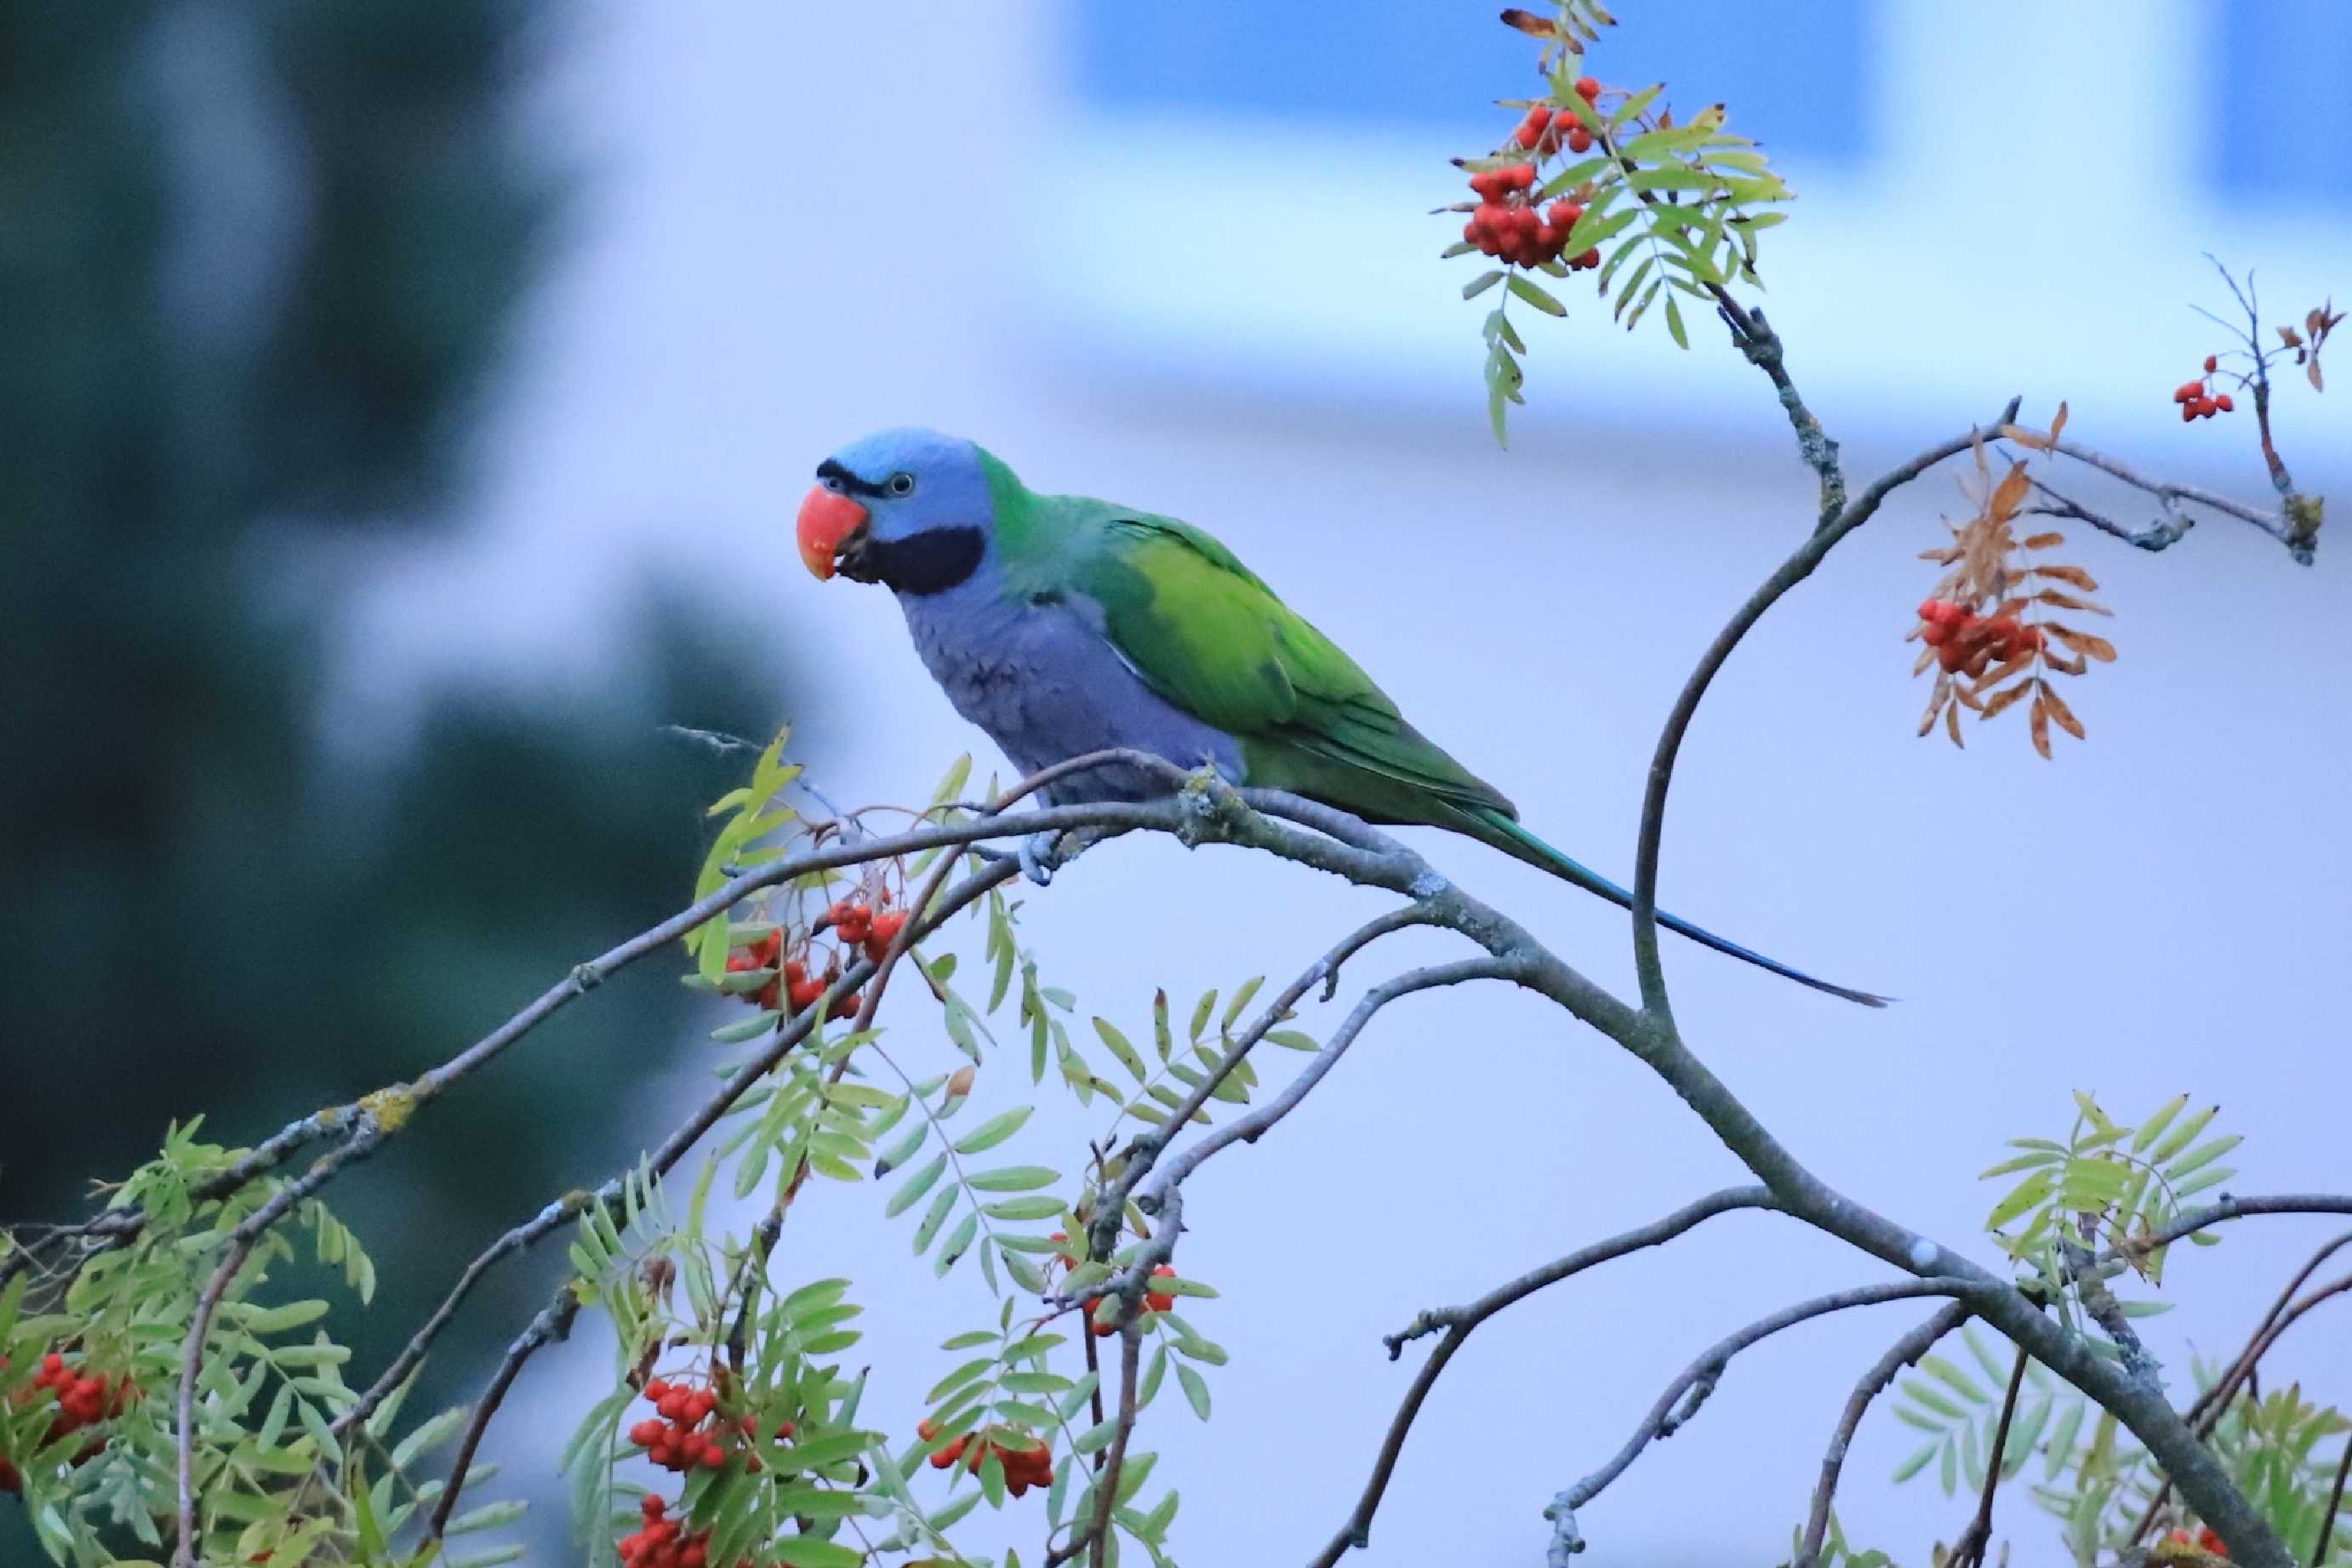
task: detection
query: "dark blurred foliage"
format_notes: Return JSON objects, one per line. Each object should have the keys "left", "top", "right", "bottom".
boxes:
{"left": 0, "top": 2, "right": 780, "bottom": 1549}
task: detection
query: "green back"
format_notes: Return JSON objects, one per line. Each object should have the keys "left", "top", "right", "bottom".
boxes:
{"left": 981, "top": 454, "right": 1516, "bottom": 825}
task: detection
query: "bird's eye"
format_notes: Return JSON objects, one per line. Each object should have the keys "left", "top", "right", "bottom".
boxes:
{"left": 819, "top": 472, "right": 844, "bottom": 493}
{"left": 888, "top": 472, "right": 916, "bottom": 497}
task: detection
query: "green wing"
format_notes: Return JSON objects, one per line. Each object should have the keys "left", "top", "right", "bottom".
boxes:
{"left": 1042, "top": 498, "right": 1516, "bottom": 824}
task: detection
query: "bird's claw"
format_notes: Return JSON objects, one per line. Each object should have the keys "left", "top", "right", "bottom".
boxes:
{"left": 1017, "top": 830, "right": 1062, "bottom": 887}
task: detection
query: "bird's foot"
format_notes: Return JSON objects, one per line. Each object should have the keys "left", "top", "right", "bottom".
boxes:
{"left": 1017, "top": 830, "right": 1063, "bottom": 887}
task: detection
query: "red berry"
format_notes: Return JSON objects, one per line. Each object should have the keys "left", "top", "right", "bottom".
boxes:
{"left": 1514, "top": 121, "right": 1540, "bottom": 151}
{"left": 1567, "top": 126, "right": 1593, "bottom": 153}
{"left": 1574, "top": 77, "right": 1601, "bottom": 102}
{"left": 644, "top": 1379, "right": 671, "bottom": 1402}
{"left": 658, "top": 1391, "right": 688, "bottom": 1421}
{"left": 2215, "top": 392, "right": 2234, "bottom": 412}
{"left": 2181, "top": 402, "right": 2196, "bottom": 423}
{"left": 643, "top": 1496, "right": 667, "bottom": 1519}
{"left": 1507, "top": 162, "right": 1536, "bottom": 191}
{"left": 1921, "top": 622, "right": 1949, "bottom": 647}
{"left": 2204, "top": 354, "right": 2218, "bottom": 373}
{"left": 1547, "top": 199, "right": 1583, "bottom": 229}
{"left": 631, "top": 1419, "right": 665, "bottom": 1446}
{"left": 1573, "top": 246, "right": 1601, "bottom": 270}
{"left": 2195, "top": 396, "right": 2218, "bottom": 418}
{"left": 2174, "top": 380, "right": 2201, "bottom": 403}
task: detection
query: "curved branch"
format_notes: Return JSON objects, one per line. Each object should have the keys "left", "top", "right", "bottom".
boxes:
{"left": 1144, "top": 955, "right": 1524, "bottom": 1200}
{"left": 2045, "top": 436, "right": 2311, "bottom": 560}
{"left": 1546, "top": 1278, "right": 1982, "bottom": 1554}
{"left": 1796, "top": 1299, "right": 1973, "bottom": 1568}
{"left": 2119, "top": 1195, "right": 2352, "bottom": 1261}
{"left": 1309, "top": 1187, "right": 1778, "bottom": 1568}
{"left": 1629, "top": 403, "right": 2022, "bottom": 1018}
{"left": 174, "top": 1123, "right": 388, "bottom": 1565}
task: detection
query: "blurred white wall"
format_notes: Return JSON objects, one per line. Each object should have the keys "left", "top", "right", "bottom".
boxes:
{"left": 340, "top": 3, "right": 2352, "bottom": 1563}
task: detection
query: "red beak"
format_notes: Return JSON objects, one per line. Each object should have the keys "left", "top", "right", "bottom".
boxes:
{"left": 796, "top": 487, "right": 869, "bottom": 579}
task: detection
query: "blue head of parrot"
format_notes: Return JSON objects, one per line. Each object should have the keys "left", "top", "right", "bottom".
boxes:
{"left": 797, "top": 427, "right": 996, "bottom": 594}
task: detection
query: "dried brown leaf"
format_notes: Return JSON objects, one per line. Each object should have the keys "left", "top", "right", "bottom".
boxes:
{"left": 2029, "top": 693, "right": 2052, "bottom": 759}
{"left": 1499, "top": 8, "right": 1560, "bottom": 37}
{"left": 2042, "top": 647, "right": 2089, "bottom": 677}
{"left": 2001, "top": 422, "right": 2050, "bottom": 453}
{"left": 2039, "top": 678, "right": 2086, "bottom": 739}
{"left": 1972, "top": 650, "right": 2035, "bottom": 691}
{"left": 1919, "top": 545, "right": 1961, "bottom": 564}
{"left": 1911, "top": 645, "right": 1937, "bottom": 676}
{"left": 2310, "top": 356, "right": 2325, "bottom": 393}
{"left": 1944, "top": 694, "right": 1965, "bottom": 748}
{"left": 2034, "top": 587, "right": 2112, "bottom": 616}
{"left": 2047, "top": 624, "right": 2117, "bottom": 662}
{"left": 1989, "top": 462, "right": 2032, "bottom": 522}
{"left": 2049, "top": 400, "right": 2069, "bottom": 446}
{"left": 2279, "top": 325, "right": 2305, "bottom": 349}
{"left": 1917, "top": 677, "right": 1951, "bottom": 738}
{"left": 2031, "top": 563, "right": 2100, "bottom": 590}
{"left": 1979, "top": 680, "right": 2035, "bottom": 720}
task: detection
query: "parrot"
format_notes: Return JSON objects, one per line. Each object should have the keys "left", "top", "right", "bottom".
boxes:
{"left": 795, "top": 427, "right": 1884, "bottom": 1006}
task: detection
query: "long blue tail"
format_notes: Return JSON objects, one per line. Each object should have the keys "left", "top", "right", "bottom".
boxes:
{"left": 1466, "top": 808, "right": 1888, "bottom": 1007}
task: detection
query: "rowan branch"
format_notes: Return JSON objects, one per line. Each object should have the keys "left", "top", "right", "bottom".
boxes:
{"left": 2116, "top": 1196, "right": 2352, "bottom": 1262}
{"left": 1948, "top": 1345, "right": 2031, "bottom": 1568}
{"left": 1629, "top": 402, "right": 2022, "bottom": 1018}
{"left": 425, "top": 1286, "right": 581, "bottom": 1542}
{"left": 174, "top": 1121, "right": 388, "bottom": 1565}
{"left": 1543, "top": 1278, "right": 1982, "bottom": 1557}
{"left": 2044, "top": 437, "right": 2312, "bottom": 559}
{"left": 1307, "top": 1188, "right": 1777, "bottom": 1568}
{"left": 1795, "top": 1299, "right": 1973, "bottom": 1568}
{"left": 2130, "top": 1229, "right": 2352, "bottom": 1546}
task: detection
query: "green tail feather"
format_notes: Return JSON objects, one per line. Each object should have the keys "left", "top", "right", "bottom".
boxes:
{"left": 1459, "top": 807, "right": 1888, "bottom": 1007}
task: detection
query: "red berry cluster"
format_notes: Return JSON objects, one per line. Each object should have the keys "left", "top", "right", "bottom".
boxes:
{"left": 1463, "top": 182, "right": 1601, "bottom": 271}
{"left": 1916, "top": 599, "right": 2041, "bottom": 676}
{"left": 723, "top": 898, "right": 911, "bottom": 1022}
{"left": 1508, "top": 94, "right": 1596, "bottom": 158}
{"left": 2166, "top": 1525, "right": 2228, "bottom": 1558}
{"left": 1079, "top": 1265, "right": 1177, "bottom": 1338}
{"left": 725, "top": 930, "right": 853, "bottom": 1020}
{"left": 1459, "top": 77, "right": 1606, "bottom": 272}
{"left": 620, "top": 1494, "right": 711, "bottom": 1568}
{"left": 2, "top": 1351, "right": 131, "bottom": 1491}
{"left": 918, "top": 1418, "right": 1054, "bottom": 1497}
{"left": 626, "top": 1378, "right": 779, "bottom": 1475}
{"left": 2172, "top": 356, "right": 2235, "bottom": 421}
{"left": 827, "top": 900, "right": 907, "bottom": 963}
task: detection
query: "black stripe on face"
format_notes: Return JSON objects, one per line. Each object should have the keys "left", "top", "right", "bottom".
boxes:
{"left": 861, "top": 526, "right": 986, "bottom": 596}
{"left": 815, "top": 458, "right": 889, "bottom": 500}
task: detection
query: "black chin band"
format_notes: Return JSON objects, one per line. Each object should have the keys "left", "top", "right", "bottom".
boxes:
{"left": 865, "top": 526, "right": 985, "bottom": 596}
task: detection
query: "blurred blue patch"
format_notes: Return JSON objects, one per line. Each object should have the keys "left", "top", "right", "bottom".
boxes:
{"left": 1071, "top": 0, "right": 1871, "bottom": 160}
{"left": 2218, "top": 2, "right": 2352, "bottom": 202}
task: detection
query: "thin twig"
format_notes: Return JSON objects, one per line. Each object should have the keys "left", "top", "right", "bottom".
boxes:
{"left": 1796, "top": 1300, "right": 1973, "bottom": 1568}
{"left": 1545, "top": 1278, "right": 1981, "bottom": 1553}
{"left": 1949, "top": 1346, "right": 2031, "bottom": 1568}
{"left": 1307, "top": 1188, "right": 1777, "bottom": 1568}
{"left": 2047, "top": 437, "right": 2306, "bottom": 556}
{"left": 174, "top": 1123, "right": 387, "bottom": 1565}
{"left": 2114, "top": 1199, "right": 2352, "bottom": 1263}
{"left": 1087, "top": 904, "right": 1446, "bottom": 1262}
{"left": 1084, "top": 1324, "right": 1145, "bottom": 1568}
{"left": 2313, "top": 1428, "right": 2352, "bottom": 1567}
{"left": 424, "top": 1287, "right": 583, "bottom": 1542}
{"left": 1134, "top": 955, "right": 1523, "bottom": 1229}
